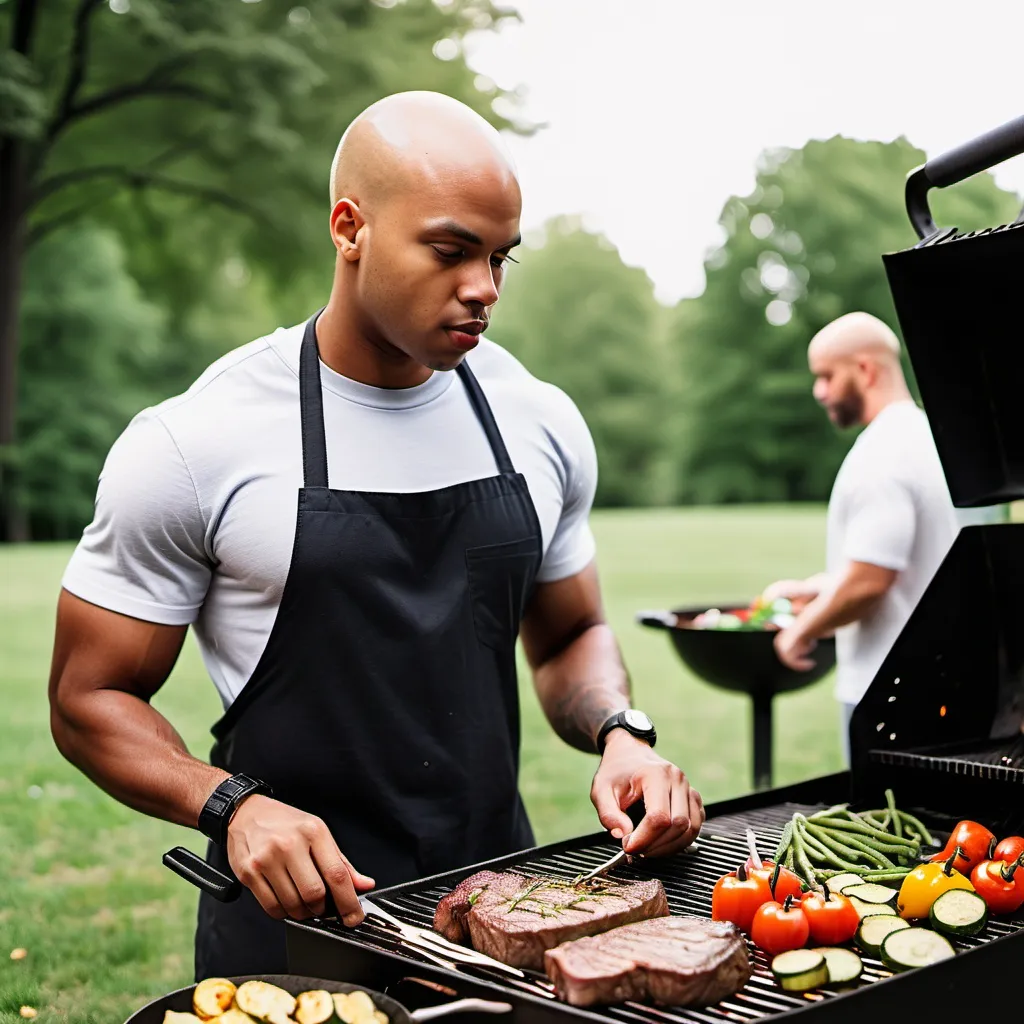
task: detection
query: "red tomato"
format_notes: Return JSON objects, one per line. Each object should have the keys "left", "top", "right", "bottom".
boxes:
{"left": 751, "top": 895, "right": 810, "bottom": 955}
{"left": 744, "top": 859, "right": 804, "bottom": 904}
{"left": 929, "top": 820, "right": 996, "bottom": 874}
{"left": 970, "top": 853, "right": 1024, "bottom": 915}
{"left": 800, "top": 887, "right": 860, "bottom": 945}
{"left": 994, "top": 836, "right": 1024, "bottom": 865}
{"left": 711, "top": 864, "right": 772, "bottom": 933}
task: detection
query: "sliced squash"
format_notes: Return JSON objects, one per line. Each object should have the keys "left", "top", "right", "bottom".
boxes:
{"left": 213, "top": 1013, "right": 258, "bottom": 1024}
{"left": 295, "top": 990, "right": 336, "bottom": 1024}
{"left": 234, "top": 981, "right": 297, "bottom": 1022}
{"left": 163, "top": 1014, "right": 204, "bottom": 1024}
{"left": 194, "top": 979, "right": 238, "bottom": 1020}
{"left": 333, "top": 992, "right": 380, "bottom": 1024}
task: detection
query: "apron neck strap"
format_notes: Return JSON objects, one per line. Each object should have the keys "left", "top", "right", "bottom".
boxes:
{"left": 298, "top": 311, "right": 517, "bottom": 487}
{"left": 299, "top": 312, "right": 329, "bottom": 489}
{"left": 457, "top": 360, "right": 515, "bottom": 476}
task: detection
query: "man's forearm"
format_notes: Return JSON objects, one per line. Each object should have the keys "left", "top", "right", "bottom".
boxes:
{"left": 796, "top": 579, "right": 885, "bottom": 640}
{"left": 531, "top": 623, "right": 631, "bottom": 752}
{"left": 52, "top": 689, "right": 227, "bottom": 828}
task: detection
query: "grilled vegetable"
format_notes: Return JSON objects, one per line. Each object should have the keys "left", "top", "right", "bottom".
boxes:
{"left": 770, "top": 949, "right": 828, "bottom": 991}
{"left": 842, "top": 883, "right": 897, "bottom": 904}
{"left": 969, "top": 852, "right": 1024, "bottom": 915}
{"left": 193, "top": 979, "right": 237, "bottom": 1020}
{"left": 332, "top": 992, "right": 386, "bottom": 1024}
{"left": 993, "top": 835, "right": 1024, "bottom": 865}
{"left": 711, "top": 863, "right": 772, "bottom": 933}
{"left": 847, "top": 895, "right": 897, "bottom": 919}
{"left": 163, "top": 1014, "right": 204, "bottom": 1024}
{"left": 880, "top": 927, "right": 956, "bottom": 971}
{"left": 929, "top": 888, "right": 989, "bottom": 936}
{"left": 897, "top": 847, "right": 975, "bottom": 920}
{"left": 235, "top": 982, "right": 297, "bottom": 1022}
{"left": 800, "top": 885, "right": 859, "bottom": 945}
{"left": 295, "top": 991, "right": 336, "bottom": 1024}
{"left": 751, "top": 894, "right": 810, "bottom": 955}
{"left": 928, "top": 820, "right": 996, "bottom": 874}
{"left": 812, "top": 947, "right": 863, "bottom": 986}
{"left": 217, "top": 1013, "right": 258, "bottom": 1023}
{"left": 855, "top": 915, "right": 910, "bottom": 955}
{"left": 823, "top": 872, "right": 865, "bottom": 892}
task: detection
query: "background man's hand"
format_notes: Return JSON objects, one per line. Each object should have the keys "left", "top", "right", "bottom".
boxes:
{"left": 774, "top": 625, "right": 818, "bottom": 671}
{"left": 226, "top": 794, "right": 375, "bottom": 927}
{"left": 590, "top": 730, "right": 703, "bottom": 858}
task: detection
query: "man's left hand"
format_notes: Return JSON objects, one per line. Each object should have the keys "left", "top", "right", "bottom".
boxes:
{"left": 774, "top": 625, "right": 818, "bottom": 671}
{"left": 591, "top": 731, "right": 703, "bottom": 858}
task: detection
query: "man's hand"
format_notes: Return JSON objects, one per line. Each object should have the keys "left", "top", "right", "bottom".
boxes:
{"left": 227, "top": 795, "right": 375, "bottom": 927}
{"left": 591, "top": 731, "right": 703, "bottom": 858}
{"left": 774, "top": 625, "right": 818, "bottom": 671}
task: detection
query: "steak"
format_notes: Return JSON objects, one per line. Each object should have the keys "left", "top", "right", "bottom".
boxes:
{"left": 433, "top": 870, "right": 669, "bottom": 971}
{"left": 544, "top": 916, "right": 752, "bottom": 1007}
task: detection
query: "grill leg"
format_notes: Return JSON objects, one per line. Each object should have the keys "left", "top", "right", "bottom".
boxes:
{"left": 752, "top": 691, "right": 774, "bottom": 791}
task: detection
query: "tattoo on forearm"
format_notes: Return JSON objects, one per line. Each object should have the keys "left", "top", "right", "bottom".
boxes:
{"left": 549, "top": 680, "right": 630, "bottom": 753}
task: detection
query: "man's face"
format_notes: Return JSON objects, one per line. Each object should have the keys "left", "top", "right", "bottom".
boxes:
{"left": 810, "top": 353, "right": 865, "bottom": 429}
{"left": 347, "top": 166, "right": 521, "bottom": 373}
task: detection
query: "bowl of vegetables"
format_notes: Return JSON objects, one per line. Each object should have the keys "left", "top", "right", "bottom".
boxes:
{"left": 636, "top": 596, "right": 836, "bottom": 698}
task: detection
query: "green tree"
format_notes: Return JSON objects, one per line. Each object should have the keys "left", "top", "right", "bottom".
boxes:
{"left": 1, "top": 0, "right": 521, "bottom": 540}
{"left": 488, "top": 217, "right": 676, "bottom": 507}
{"left": 671, "top": 135, "right": 1022, "bottom": 505}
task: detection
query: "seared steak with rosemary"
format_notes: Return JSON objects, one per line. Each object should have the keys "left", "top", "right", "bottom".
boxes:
{"left": 544, "top": 915, "right": 752, "bottom": 1007}
{"left": 433, "top": 870, "right": 669, "bottom": 970}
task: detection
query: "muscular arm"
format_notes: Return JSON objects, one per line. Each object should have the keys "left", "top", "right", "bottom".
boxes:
{"left": 48, "top": 589, "right": 228, "bottom": 826}
{"left": 519, "top": 563, "right": 630, "bottom": 753}
{"left": 795, "top": 561, "right": 897, "bottom": 639}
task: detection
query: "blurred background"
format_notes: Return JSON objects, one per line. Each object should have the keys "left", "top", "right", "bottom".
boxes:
{"left": 1, "top": 1, "right": 1023, "bottom": 1019}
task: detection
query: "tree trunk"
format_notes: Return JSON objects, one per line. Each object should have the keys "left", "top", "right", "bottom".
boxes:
{"left": 0, "top": 137, "right": 30, "bottom": 543}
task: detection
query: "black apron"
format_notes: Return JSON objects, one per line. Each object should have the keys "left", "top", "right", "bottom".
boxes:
{"left": 195, "top": 313, "right": 541, "bottom": 978}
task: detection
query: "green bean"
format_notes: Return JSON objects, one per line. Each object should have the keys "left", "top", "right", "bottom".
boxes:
{"left": 785, "top": 845, "right": 795, "bottom": 872}
{"left": 812, "top": 816, "right": 918, "bottom": 850}
{"left": 796, "top": 821, "right": 849, "bottom": 869}
{"left": 896, "top": 811, "right": 934, "bottom": 846}
{"left": 791, "top": 823, "right": 819, "bottom": 887}
{"left": 775, "top": 819, "right": 795, "bottom": 863}
{"left": 806, "top": 823, "right": 892, "bottom": 869}
{"left": 809, "top": 803, "right": 850, "bottom": 820}
{"left": 885, "top": 789, "right": 903, "bottom": 839}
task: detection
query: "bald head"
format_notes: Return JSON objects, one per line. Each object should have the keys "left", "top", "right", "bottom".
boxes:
{"left": 809, "top": 312, "right": 911, "bottom": 429}
{"left": 808, "top": 312, "right": 902, "bottom": 367}
{"left": 329, "top": 91, "right": 518, "bottom": 209}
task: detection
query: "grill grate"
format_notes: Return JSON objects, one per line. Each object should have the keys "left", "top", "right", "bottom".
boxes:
{"left": 871, "top": 735, "right": 1024, "bottom": 784}
{"left": 302, "top": 801, "right": 1024, "bottom": 1022}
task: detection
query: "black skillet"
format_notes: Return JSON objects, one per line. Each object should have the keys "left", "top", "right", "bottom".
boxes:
{"left": 123, "top": 975, "right": 512, "bottom": 1024}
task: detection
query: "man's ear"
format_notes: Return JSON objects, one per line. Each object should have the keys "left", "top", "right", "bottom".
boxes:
{"left": 331, "top": 198, "right": 364, "bottom": 262}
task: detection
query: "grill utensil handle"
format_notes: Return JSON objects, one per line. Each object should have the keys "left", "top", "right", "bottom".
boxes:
{"left": 906, "top": 113, "right": 1024, "bottom": 238}
{"left": 411, "top": 999, "right": 512, "bottom": 1022}
{"left": 162, "top": 845, "right": 339, "bottom": 916}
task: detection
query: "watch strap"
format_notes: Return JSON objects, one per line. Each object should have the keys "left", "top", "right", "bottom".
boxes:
{"left": 198, "top": 773, "right": 272, "bottom": 846}
{"left": 596, "top": 711, "right": 657, "bottom": 754}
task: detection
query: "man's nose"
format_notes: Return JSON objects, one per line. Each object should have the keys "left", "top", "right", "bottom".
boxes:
{"left": 458, "top": 262, "right": 500, "bottom": 308}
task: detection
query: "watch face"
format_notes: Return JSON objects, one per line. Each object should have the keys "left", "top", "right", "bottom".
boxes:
{"left": 624, "top": 709, "right": 653, "bottom": 732}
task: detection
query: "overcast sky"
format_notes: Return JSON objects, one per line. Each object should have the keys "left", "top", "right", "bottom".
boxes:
{"left": 463, "top": 0, "right": 1024, "bottom": 304}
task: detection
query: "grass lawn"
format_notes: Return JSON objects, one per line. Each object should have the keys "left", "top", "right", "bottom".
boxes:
{"left": 0, "top": 505, "right": 841, "bottom": 1022}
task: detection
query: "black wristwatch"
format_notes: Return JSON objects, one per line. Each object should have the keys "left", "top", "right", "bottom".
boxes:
{"left": 596, "top": 710, "right": 657, "bottom": 754}
{"left": 198, "top": 773, "right": 273, "bottom": 846}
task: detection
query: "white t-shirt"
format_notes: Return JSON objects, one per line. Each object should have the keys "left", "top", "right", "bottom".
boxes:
{"left": 62, "top": 324, "right": 598, "bottom": 708}
{"left": 826, "top": 401, "right": 958, "bottom": 705}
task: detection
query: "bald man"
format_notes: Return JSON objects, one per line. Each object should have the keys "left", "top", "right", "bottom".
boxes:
{"left": 764, "top": 312, "right": 958, "bottom": 761}
{"left": 48, "top": 92, "right": 703, "bottom": 977}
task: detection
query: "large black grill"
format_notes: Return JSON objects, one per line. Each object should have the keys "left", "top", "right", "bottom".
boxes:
{"left": 286, "top": 783, "right": 1024, "bottom": 1023}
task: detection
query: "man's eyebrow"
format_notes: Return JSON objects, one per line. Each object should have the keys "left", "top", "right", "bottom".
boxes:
{"left": 428, "top": 221, "right": 521, "bottom": 250}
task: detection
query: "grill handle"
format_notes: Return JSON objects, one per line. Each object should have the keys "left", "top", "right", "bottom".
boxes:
{"left": 635, "top": 609, "right": 678, "bottom": 630}
{"left": 411, "top": 999, "right": 512, "bottom": 1022}
{"left": 163, "top": 845, "right": 344, "bottom": 915}
{"left": 907, "top": 113, "right": 1024, "bottom": 238}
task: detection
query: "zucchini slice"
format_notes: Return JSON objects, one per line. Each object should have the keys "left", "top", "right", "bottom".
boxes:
{"left": 770, "top": 949, "right": 829, "bottom": 992}
{"left": 216, "top": 1013, "right": 258, "bottom": 1024}
{"left": 193, "top": 978, "right": 237, "bottom": 1020}
{"left": 296, "top": 991, "right": 336, "bottom": 1024}
{"left": 812, "top": 947, "right": 864, "bottom": 986}
{"left": 825, "top": 872, "right": 866, "bottom": 892}
{"left": 234, "top": 981, "right": 297, "bottom": 1022}
{"left": 856, "top": 915, "right": 910, "bottom": 955}
{"left": 881, "top": 927, "right": 956, "bottom": 972}
{"left": 929, "top": 888, "right": 988, "bottom": 938}
{"left": 333, "top": 991, "right": 383, "bottom": 1024}
{"left": 848, "top": 895, "right": 898, "bottom": 919}
{"left": 842, "top": 883, "right": 898, "bottom": 905}
{"left": 163, "top": 1014, "right": 204, "bottom": 1024}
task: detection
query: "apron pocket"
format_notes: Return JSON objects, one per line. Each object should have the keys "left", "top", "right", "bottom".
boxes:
{"left": 465, "top": 537, "right": 541, "bottom": 651}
